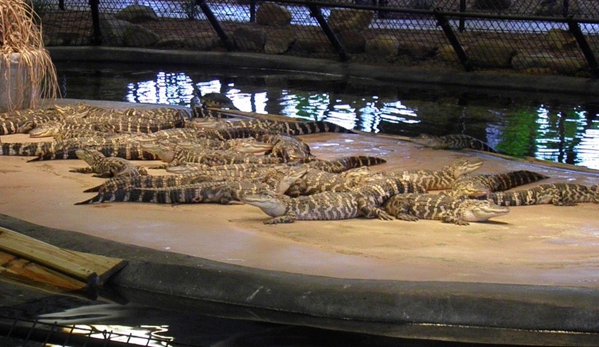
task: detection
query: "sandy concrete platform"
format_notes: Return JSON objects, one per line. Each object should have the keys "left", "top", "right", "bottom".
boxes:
{"left": 1, "top": 100, "right": 599, "bottom": 344}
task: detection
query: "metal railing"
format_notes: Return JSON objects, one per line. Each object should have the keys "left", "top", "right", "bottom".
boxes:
{"left": 38, "top": 0, "right": 599, "bottom": 77}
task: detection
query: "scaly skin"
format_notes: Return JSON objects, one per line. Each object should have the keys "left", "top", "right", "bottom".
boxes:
{"left": 285, "top": 167, "right": 371, "bottom": 197}
{"left": 241, "top": 178, "right": 426, "bottom": 224}
{"left": 482, "top": 183, "right": 599, "bottom": 206}
{"left": 447, "top": 170, "right": 550, "bottom": 197}
{"left": 303, "top": 156, "right": 387, "bottom": 173}
{"left": 71, "top": 148, "right": 145, "bottom": 177}
{"left": 410, "top": 133, "right": 497, "bottom": 153}
{"left": 384, "top": 193, "right": 509, "bottom": 225}
{"left": 76, "top": 166, "right": 308, "bottom": 205}
{"left": 371, "top": 159, "right": 483, "bottom": 190}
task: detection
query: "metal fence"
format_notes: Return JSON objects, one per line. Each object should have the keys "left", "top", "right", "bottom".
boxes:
{"left": 36, "top": 0, "right": 599, "bottom": 77}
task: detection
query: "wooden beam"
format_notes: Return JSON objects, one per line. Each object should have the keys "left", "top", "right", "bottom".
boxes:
{"left": 0, "top": 227, "right": 126, "bottom": 287}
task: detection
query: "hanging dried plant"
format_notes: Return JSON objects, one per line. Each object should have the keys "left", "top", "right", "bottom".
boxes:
{"left": 0, "top": 0, "right": 59, "bottom": 111}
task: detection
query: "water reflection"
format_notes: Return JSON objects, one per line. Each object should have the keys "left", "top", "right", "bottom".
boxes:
{"left": 56, "top": 64, "right": 599, "bottom": 170}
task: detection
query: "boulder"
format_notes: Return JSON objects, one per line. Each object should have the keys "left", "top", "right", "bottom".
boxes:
{"left": 397, "top": 42, "right": 437, "bottom": 60}
{"left": 123, "top": 25, "right": 161, "bottom": 47}
{"left": 365, "top": 34, "right": 400, "bottom": 56}
{"left": 328, "top": 9, "right": 373, "bottom": 33}
{"left": 291, "top": 31, "right": 334, "bottom": 54}
{"left": 182, "top": 33, "right": 218, "bottom": 50}
{"left": 265, "top": 28, "right": 297, "bottom": 54}
{"left": 545, "top": 57, "right": 586, "bottom": 75}
{"left": 99, "top": 18, "right": 135, "bottom": 46}
{"left": 234, "top": 26, "right": 267, "bottom": 52}
{"left": 256, "top": 3, "right": 292, "bottom": 27}
{"left": 468, "top": 40, "right": 517, "bottom": 68}
{"left": 512, "top": 52, "right": 557, "bottom": 70}
{"left": 547, "top": 29, "right": 577, "bottom": 50}
{"left": 437, "top": 44, "right": 462, "bottom": 62}
{"left": 45, "top": 32, "right": 90, "bottom": 46}
{"left": 115, "top": 5, "right": 159, "bottom": 23}
{"left": 337, "top": 30, "right": 366, "bottom": 53}
{"left": 155, "top": 34, "right": 186, "bottom": 49}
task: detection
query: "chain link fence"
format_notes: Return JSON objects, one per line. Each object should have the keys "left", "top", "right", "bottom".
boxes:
{"left": 35, "top": 0, "right": 599, "bottom": 77}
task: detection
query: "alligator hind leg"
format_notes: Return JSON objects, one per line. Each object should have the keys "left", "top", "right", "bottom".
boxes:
{"left": 358, "top": 199, "right": 393, "bottom": 220}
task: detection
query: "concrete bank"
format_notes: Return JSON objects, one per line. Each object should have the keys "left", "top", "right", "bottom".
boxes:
{"left": 48, "top": 46, "right": 599, "bottom": 98}
{"left": 1, "top": 213, "right": 598, "bottom": 346}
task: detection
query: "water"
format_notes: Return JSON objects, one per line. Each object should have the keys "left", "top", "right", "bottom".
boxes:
{"left": 54, "top": 61, "right": 599, "bottom": 170}
{"left": 0, "top": 285, "right": 488, "bottom": 347}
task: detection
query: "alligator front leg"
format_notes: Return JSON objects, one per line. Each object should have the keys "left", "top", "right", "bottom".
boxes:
{"left": 441, "top": 214, "right": 469, "bottom": 226}
{"left": 70, "top": 167, "right": 94, "bottom": 174}
{"left": 264, "top": 212, "right": 297, "bottom": 224}
{"left": 395, "top": 213, "right": 419, "bottom": 222}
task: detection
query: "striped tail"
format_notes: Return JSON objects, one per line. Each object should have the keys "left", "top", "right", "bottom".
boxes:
{"left": 76, "top": 188, "right": 172, "bottom": 204}
{"left": 490, "top": 170, "right": 550, "bottom": 191}
{"left": 276, "top": 121, "right": 353, "bottom": 135}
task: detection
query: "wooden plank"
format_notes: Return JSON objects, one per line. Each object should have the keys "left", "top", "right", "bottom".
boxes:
{"left": 0, "top": 227, "right": 126, "bottom": 286}
{"left": 0, "top": 251, "right": 87, "bottom": 291}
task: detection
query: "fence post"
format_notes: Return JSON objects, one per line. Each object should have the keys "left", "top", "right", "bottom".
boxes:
{"left": 458, "top": 0, "right": 466, "bottom": 32}
{"left": 249, "top": 0, "right": 256, "bottom": 23}
{"left": 89, "top": 0, "right": 101, "bottom": 45}
{"left": 307, "top": 4, "right": 348, "bottom": 61}
{"left": 567, "top": 18, "right": 599, "bottom": 78}
{"left": 195, "top": 0, "right": 235, "bottom": 51}
{"left": 433, "top": 8, "right": 471, "bottom": 71}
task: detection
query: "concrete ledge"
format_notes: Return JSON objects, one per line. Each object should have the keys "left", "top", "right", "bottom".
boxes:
{"left": 1, "top": 213, "right": 598, "bottom": 345}
{"left": 47, "top": 46, "right": 599, "bottom": 98}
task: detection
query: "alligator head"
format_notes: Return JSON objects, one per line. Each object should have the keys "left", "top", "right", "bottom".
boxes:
{"left": 75, "top": 148, "right": 104, "bottom": 165}
{"left": 240, "top": 192, "right": 289, "bottom": 217}
{"left": 460, "top": 200, "right": 509, "bottom": 222}
{"left": 28, "top": 121, "right": 61, "bottom": 138}
{"left": 141, "top": 143, "right": 175, "bottom": 163}
{"left": 410, "top": 134, "right": 445, "bottom": 149}
{"left": 447, "top": 159, "right": 484, "bottom": 179}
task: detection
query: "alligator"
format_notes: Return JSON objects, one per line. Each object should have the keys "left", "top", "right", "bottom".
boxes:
{"left": 480, "top": 183, "right": 599, "bottom": 206}
{"left": 176, "top": 137, "right": 275, "bottom": 154}
{"left": 70, "top": 148, "right": 147, "bottom": 177}
{"left": 27, "top": 141, "right": 160, "bottom": 162}
{"left": 28, "top": 121, "right": 104, "bottom": 138}
{"left": 284, "top": 167, "right": 371, "bottom": 197}
{"left": 191, "top": 108, "right": 352, "bottom": 135}
{"left": 141, "top": 143, "right": 282, "bottom": 167}
{"left": 164, "top": 162, "right": 278, "bottom": 174}
{"left": 2, "top": 141, "right": 62, "bottom": 157}
{"left": 302, "top": 155, "right": 387, "bottom": 173}
{"left": 241, "top": 177, "right": 426, "bottom": 224}
{"left": 371, "top": 159, "right": 483, "bottom": 190}
{"left": 0, "top": 107, "right": 70, "bottom": 135}
{"left": 446, "top": 170, "right": 550, "bottom": 197}
{"left": 383, "top": 193, "right": 509, "bottom": 225}
{"left": 86, "top": 164, "right": 294, "bottom": 193}
{"left": 200, "top": 92, "right": 239, "bottom": 110}
{"left": 76, "top": 165, "right": 308, "bottom": 205}
{"left": 410, "top": 134, "right": 497, "bottom": 153}
{"left": 84, "top": 172, "right": 207, "bottom": 193}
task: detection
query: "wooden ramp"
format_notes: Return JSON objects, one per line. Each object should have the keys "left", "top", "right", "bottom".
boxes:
{"left": 0, "top": 227, "right": 126, "bottom": 292}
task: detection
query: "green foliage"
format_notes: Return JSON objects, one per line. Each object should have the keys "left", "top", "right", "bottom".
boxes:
{"left": 495, "top": 109, "right": 537, "bottom": 157}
